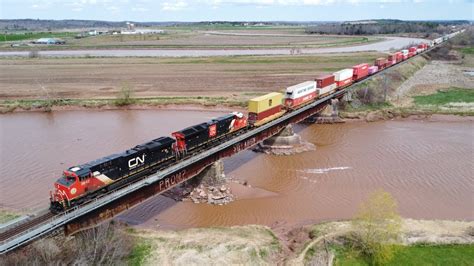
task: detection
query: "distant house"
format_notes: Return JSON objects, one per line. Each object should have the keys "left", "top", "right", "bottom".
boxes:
{"left": 33, "top": 38, "right": 65, "bottom": 45}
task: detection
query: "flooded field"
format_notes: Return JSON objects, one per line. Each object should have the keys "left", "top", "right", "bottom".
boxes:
{"left": 0, "top": 110, "right": 472, "bottom": 228}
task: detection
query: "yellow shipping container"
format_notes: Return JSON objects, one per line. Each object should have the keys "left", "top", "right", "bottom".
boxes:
{"left": 248, "top": 92, "right": 283, "bottom": 113}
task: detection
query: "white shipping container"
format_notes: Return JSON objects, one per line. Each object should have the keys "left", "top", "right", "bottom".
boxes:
{"left": 401, "top": 49, "right": 409, "bottom": 55}
{"left": 285, "top": 81, "right": 316, "bottom": 100}
{"left": 318, "top": 83, "right": 337, "bottom": 96}
{"left": 333, "top": 69, "right": 353, "bottom": 81}
{"left": 417, "top": 48, "right": 423, "bottom": 53}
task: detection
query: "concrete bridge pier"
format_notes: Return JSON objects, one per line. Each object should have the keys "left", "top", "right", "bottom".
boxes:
{"left": 305, "top": 98, "right": 344, "bottom": 124}
{"left": 253, "top": 124, "right": 315, "bottom": 155}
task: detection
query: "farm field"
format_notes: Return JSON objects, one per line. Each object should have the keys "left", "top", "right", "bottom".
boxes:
{"left": 0, "top": 52, "right": 384, "bottom": 100}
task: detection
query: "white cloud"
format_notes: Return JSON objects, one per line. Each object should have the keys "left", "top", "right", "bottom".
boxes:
{"left": 162, "top": 1, "right": 188, "bottom": 11}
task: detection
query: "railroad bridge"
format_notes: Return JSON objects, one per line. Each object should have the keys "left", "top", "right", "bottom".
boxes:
{"left": 0, "top": 40, "right": 451, "bottom": 254}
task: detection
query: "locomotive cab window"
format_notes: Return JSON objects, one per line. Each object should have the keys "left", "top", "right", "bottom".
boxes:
{"left": 269, "top": 99, "right": 272, "bottom": 106}
{"left": 57, "top": 174, "right": 76, "bottom": 187}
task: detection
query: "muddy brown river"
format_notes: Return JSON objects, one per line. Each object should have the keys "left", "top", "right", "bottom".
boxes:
{"left": 0, "top": 110, "right": 473, "bottom": 228}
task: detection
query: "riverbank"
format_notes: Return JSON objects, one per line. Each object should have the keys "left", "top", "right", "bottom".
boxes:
{"left": 128, "top": 218, "right": 473, "bottom": 265}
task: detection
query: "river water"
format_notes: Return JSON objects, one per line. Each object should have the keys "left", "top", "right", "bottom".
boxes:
{"left": 0, "top": 110, "right": 472, "bottom": 228}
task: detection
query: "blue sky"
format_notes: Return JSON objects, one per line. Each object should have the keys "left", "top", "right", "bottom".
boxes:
{"left": 1, "top": 0, "right": 472, "bottom": 21}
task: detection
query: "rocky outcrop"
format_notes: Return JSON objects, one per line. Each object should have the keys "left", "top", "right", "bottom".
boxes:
{"left": 188, "top": 184, "right": 234, "bottom": 205}
{"left": 162, "top": 160, "right": 235, "bottom": 205}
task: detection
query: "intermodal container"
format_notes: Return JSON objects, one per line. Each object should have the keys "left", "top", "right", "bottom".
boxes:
{"left": 315, "top": 74, "right": 335, "bottom": 88}
{"left": 375, "top": 58, "right": 387, "bottom": 69}
{"left": 318, "top": 83, "right": 337, "bottom": 97}
{"left": 352, "top": 63, "right": 369, "bottom": 80}
{"left": 333, "top": 69, "right": 353, "bottom": 81}
{"left": 248, "top": 92, "right": 283, "bottom": 123}
{"left": 336, "top": 77, "right": 352, "bottom": 88}
{"left": 409, "top": 47, "right": 417, "bottom": 54}
{"left": 395, "top": 52, "right": 403, "bottom": 62}
{"left": 403, "top": 54, "right": 408, "bottom": 60}
{"left": 284, "top": 81, "right": 317, "bottom": 108}
{"left": 401, "top": 49, "right": 409, "bottom": 56}
{"left": 368, "top": 66, "right": 378, "bottom": 75}
{"left": 388, "top": 54, "right": 396, "bottom": 62}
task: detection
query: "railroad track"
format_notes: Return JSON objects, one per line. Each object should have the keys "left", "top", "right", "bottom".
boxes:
{"left": 0, "top": 213, "right": 55, "bottom": 242}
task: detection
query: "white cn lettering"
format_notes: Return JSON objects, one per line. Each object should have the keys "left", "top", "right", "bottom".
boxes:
{"left": 128, "top": 155, "right": 145, "bottom": 169}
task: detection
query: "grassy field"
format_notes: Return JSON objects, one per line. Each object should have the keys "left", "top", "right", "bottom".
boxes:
{"left": 131, "top": 225, "right": 281, "bottom": 265}
{"left": 0, "top": 209, "right": 20, "bottom": 224}
{"left": 334, "top": 244, "right": 474, "bottom": 266}
{"left": 459, "top": 46, "right": 474, "bottom": 54}
{"left": 413, "top": 88, "right": 474, "bottom": 106}
{"left": 1, "top": 25, "right": 379, "bottom": 50}
{"left": 0, "top": 32, "right": 76, "bottom": 42}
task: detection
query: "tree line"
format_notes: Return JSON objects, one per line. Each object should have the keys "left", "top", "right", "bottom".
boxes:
{"left": 305, "top": 21, "right": 468, "bottom": 37}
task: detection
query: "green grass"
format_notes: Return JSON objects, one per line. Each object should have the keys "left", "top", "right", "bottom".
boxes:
{"left": 128, "top": 241, "right": 152, "bottom": 266}
{"left": 413, "top": 88, "right": 474, "bottom": 106}
{"left": 1, "top": 32, "right": 76, "bottom": 42}
{"left": 459, "top": 46, "right": 474, "bottom": 55}
{"left": 0, "top": 210, "right": 20, "bottom": 224}
{"left": 334, "top": 244, "right": 474, "bottom": 266}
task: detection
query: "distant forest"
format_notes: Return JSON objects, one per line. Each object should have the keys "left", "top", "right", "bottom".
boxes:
{"left": 0, "top": 19, "right": 304, "bottom": 31}
{"left": 0, "top": 19, "right": 175, "bottom": 31}
{"left": 305, "top": 20, "right": 470, "bottom": 37}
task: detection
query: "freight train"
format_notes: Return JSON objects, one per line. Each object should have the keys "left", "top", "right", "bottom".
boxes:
{"left": 50, "top": 31, "right": 462, "bottom": 213}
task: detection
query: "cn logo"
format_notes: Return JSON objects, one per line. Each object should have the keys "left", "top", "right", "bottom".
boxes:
{"left": 209, "top": 124, "right": 217, "bottom": 137}
{"left": 128, "top": 154, "right": 145, "bottom": 169}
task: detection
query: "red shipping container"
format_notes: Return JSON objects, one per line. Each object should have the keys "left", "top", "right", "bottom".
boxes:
{"left": 388, "top": 54, "right": 396, "bottom": 62}
{"left": 248, "top": 105, "right": 282, "bottom": 123}
{"left": 409, "top": 47, "right": 417, "bottom": 53}
{"left": 395, "top": 52, "right": 403, "bottom": 62}
{"left": 403, "top": 54, "right": 408, "bottom": 60}
{"left": 375, "top": 57, "right": 387, "bottom": 69}
{"left": 352, "top": 63, "right": 369, "bottom": 81}
{"left": 315, "top": 74, "right": 335, "bottom": 88}
{"left": 336, "top": 77, "right": 352, "bottom": 88}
